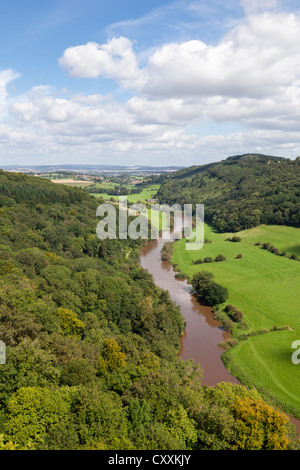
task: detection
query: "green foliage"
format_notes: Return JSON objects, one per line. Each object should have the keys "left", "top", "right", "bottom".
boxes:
{"left": 191, "top": 270, "right": 228, "bottom": 306}
{"left": 99, "top": 338, "right": 127, "bottom": 373}
{"left": 161, "top": 242, "right": 174, "bottom": 262}
{"left": 58, "top": 307, "right": 85, "bottom": 340}
{"left": 4, "top": 387, "right": 73, "bottom": 449}
{"left": 156, "top": 154, "right": 300, "bottom": 232}
{"left": 0, "top": 169, "right": 298, "bottom": 450}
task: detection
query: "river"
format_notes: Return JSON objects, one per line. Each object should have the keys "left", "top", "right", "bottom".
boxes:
{"left": 140, "top": 233, "right": 300, "bottom": 435}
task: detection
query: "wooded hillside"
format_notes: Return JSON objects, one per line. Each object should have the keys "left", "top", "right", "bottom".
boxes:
{"left": 156, "top": 154, "right": 300, "bottom": 232}
{"left": 0, "top": 171, "right": 298, "bottom": 450}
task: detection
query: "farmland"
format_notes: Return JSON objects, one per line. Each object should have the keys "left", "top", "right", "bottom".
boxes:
{"left": 171, "top": 223, "right": 300, "bottom": 417}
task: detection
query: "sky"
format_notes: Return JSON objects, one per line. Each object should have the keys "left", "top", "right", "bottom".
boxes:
{"left": 1, "top": 0, "right": 300, "bottom": 167}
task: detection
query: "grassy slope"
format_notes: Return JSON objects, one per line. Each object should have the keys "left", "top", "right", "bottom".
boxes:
{"left": 172, "top": 223, "right": 300, "bottom": 417}
{"left": 91, "top": 183, "right": 161, "bottom": 204}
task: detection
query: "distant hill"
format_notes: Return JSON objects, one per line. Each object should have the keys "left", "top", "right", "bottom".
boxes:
{"left": 156, "top": 154, "right": 300, "bottom": 232}
{"left": 0, "top": 164, "right": 184, "bottom": 175}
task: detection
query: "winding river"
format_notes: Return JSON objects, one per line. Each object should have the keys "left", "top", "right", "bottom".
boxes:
{"left": 140, "top": 232, "right": 300, "bottom": 435}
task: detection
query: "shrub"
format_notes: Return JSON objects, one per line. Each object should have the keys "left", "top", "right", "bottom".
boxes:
{"left": 224, "top": 305, "right": 235, "bottom": 312}
{"left": 227, "top": 236, "right": 241, "bottom": 242}
{"left": 225, "top": 305, "right": 244, "bottom": 323}
{"left": 235, "top": 254, "right": 242, "bottom": 259}
{"left": 175, "top": 272, "right": 186, "bottom": 279}
{"left": 161, "top": 242, "right": 174, "bottom": 262}
{"left": 269, "top": 246, "right": 279, "bottom": 255}
{"left": 236, "top": 334, "right": 248, "bottom": 341}
{"left": 219, "top": 338, "right": 238, "bottom": 349}
{"left": 192, "top": 259, "right": 203, "bottom": 265}
{"left": 227, "top": 308, "right": 243, "bottom": 323}
{"left": 203, "top": 257, "right": 213, "bottom": 263}
{"left": 215, "top": 254, "right": 226, "bottom": 262}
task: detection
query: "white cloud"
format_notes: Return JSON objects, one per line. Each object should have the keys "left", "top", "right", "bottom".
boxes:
{"left": 139, "top": 12, "right": 300, "bottom": 99}
{"left": 0, "top": 69, "right": 20, "bottom": 119}
{"left": 59, "top": 11, "right": 300, "bottom": 104}
{"left": 4, "top": 6, "right": 300, "bottom": 165}
{"left": 59, "top": 37, "right": 144, "bottom": 89}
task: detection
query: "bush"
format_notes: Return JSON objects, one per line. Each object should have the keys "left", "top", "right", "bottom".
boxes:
{"left": 227, "top": 236, "right": 241, "bottom": 242}
{"left": 175, "top": 272, "right": 186, "bottom": 279}
{"left": 225, "top": 305, "right": 244, "bottom": 323}
{"left": 203, "top": 257, "right": 213, "bottom": 263}
{"left": 236, "top": 334, "right": 248, "bottom": 341}
{"left": 191, "top": 259, "right": 203, "bottom": 265}
{"left": 226, "top": 306, "right": 244, "bottom": 323}
{"left": 219, "top": 338, "right": 238, "bottom": 349}
{"left": 161, "top": 242, "right": 174, "bottom": 262}
{"left": 235, "top": 254, "right": 242, "bottom": 259}
{"left": 215, "top": 254, "right": 226, "bottom": 262}
{"left": 269, "top": 246, "right": 279, "bottom": 255}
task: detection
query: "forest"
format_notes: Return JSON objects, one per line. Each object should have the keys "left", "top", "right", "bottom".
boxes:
{"left": 155, "top": 154, "right": 300, "bottom": 232}
{"left": 0, "top": 170, "right": 299, "bottom": 450}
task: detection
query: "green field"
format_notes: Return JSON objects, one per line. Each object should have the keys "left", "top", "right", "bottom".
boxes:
{"left": 91, "top": 183, "right": 161, "bottom": 204}
{"left": 172, "top": 223, "right": 300, "bottom": 417}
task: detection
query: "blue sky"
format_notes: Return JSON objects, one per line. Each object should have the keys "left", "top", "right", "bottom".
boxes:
{"left": 1, "top": 0, "right": 300, "bottom": 166}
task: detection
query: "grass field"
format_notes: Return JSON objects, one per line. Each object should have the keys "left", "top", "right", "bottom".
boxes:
{"left": 172, "top": 223, "right": 300, "bottom": 417}
{"left": 91, "top": 183, "right": 161, "bottom": 204}
{"left": 51, "top": 179, "right": 94, "bottom": 187}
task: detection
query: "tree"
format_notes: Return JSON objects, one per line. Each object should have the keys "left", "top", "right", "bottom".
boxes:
{"left": 99, "top": 338, "right": 127, "bottom": 373}
{"left": 191, "top": 270, "right": 214, "bottom": 293}
{"left": 202, "top": 282, "right": 228, "bottom": 306}
{"left": 4, "top": 387, "right": 73, "bottom": 449}
{"left": 163, "top": 405, "right": 197, "bottom": 448}
{"left": 230, "top": 395, "right": 290, "bottom": 450}
{"left": 58, "top": 307, "right": 85, "bottom": 340}
{"left": 60, "top": 358, "right": 98, "bottom": 386}
{"left": 191, "top": 271, "right": 228, "bottom": 306}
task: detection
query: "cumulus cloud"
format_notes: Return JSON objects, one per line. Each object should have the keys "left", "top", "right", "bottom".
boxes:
{"left": 0, "top": 69, "right": 20, "bottom": 119}
{"left": 9, "top": 85, "right": 165, "bottom": 157}
{"left": 4, "top": 6, "right": 300, "bottom": 164}
{"left": 139, "top": 12, "right": 300, "bottom": 99}
{"left": 59, "top": 11, "right": 300, "bottom": 104}
{"left": 59, "top": 37, "right": 144, "bottom": 88}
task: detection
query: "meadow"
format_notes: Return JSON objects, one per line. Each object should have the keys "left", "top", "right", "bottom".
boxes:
{"left": 90, "top": 183, "right": 161, "bottom": 204}
{"left": 172, "top": 223, "right": 300, "bottom": 417}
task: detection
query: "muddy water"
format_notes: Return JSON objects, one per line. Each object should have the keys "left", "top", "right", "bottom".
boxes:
{"left": 140, "top": 236, "right": 241, "bottom": 386}
{"left": 140, "top": 235, "right": 300, "bottom": 435}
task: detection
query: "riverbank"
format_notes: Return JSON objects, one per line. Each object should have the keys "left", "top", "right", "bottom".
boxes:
{"left": 170, "top": 222, "right": 300, "bottom": 427}
{"left": 140, "top": 236, "right": 242, "bottom": 386}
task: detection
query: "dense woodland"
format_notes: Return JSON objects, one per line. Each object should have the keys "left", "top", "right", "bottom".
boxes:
{"left": 155, "top": 154, "right": 300, "bottom": 232}
{"left": 0, "top": 170, "right": 299, "bottom": 450}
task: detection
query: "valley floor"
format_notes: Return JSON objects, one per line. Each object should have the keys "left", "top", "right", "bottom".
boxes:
{"left": 171, "top": 223, "right": 300, "bottom": 419}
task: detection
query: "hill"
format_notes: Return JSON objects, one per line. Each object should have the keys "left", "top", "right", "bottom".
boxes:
{"left": 0, "top": 170, "right": 298, "bottom": 450}
{"left": 156, "top": 154, "right": 300, "bottom": 232}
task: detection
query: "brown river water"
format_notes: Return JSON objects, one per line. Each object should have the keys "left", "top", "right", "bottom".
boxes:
{"left": 140, "top": 233, "right": 300, "bottom": 435}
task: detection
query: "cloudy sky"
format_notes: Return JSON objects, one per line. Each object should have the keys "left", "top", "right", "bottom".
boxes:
{"left": 1, "top": 0, "right": 300, "bottom": 167}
